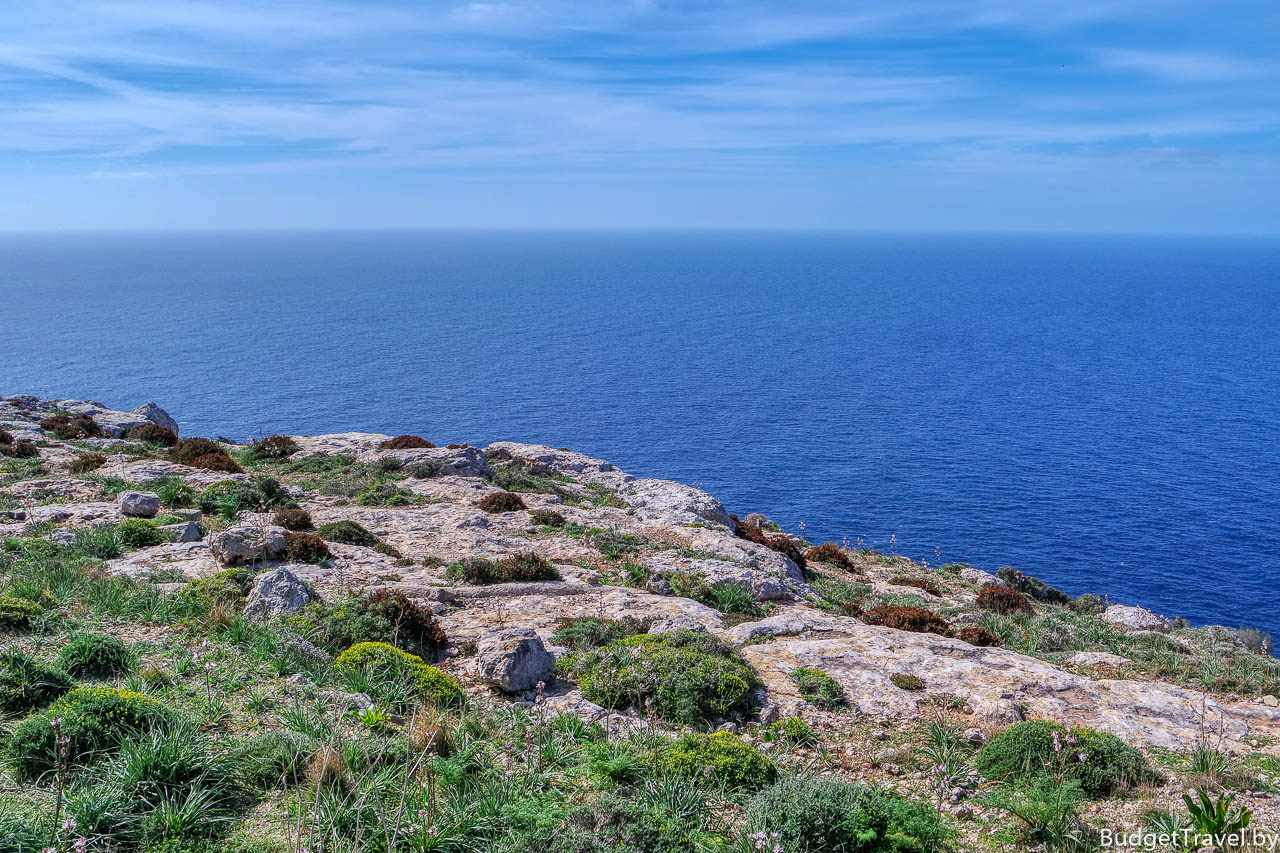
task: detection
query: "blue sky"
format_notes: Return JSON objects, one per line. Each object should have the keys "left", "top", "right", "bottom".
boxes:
{"left": 1, "top": 1, "right": 1277, "bottom": 232}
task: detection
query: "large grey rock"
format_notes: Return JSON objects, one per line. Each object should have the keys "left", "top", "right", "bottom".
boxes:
{"left": 209, "top": 524, "right": 286, "bottom": 566}
{"left": 1103, "top": 604, "right": 1169, "bottom": 631}
{"left": 162, "top": 520, "right": 202, "bottom": 542}
{"left": 622, "top": 478, "right": 733, "bottom": 529}
{"left": 960, "top": 566, "right": 1005, "bottom": 588}
{"left": 1068, "top": 651, "right": 1132, "bottom": 668}
{"left": 476, "top": 629, "right": 555, "bottom": 692}
{"left": 648, "top": 615, "right": 710, "bottom": 634}
{"left": 243, "top": 567, "right": 312, "bottom": 621}
{"left": 726, "top": 614, "right": 812, "bottom": 644}
{"left": 130, "top": 402, "right": 179, "bottom": 436}
{"left": 118, "top": 491, "right": 161, "bottom": 518}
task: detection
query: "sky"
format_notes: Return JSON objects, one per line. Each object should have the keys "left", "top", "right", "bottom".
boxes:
{"left": 1, "top": 1, "right": 1277, "bottom": 233}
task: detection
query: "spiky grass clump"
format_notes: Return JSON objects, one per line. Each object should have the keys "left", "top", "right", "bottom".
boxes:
{"left": 69, "top": 453, "right": 108, "bottom": 474}
{"left": 0, "top": 649, "right": 73, "bottom": 713}
{"left": 333, "top": 642, "right": 464, "bottom": 708}
{"left": 790, "top": 666, "right": 846, "bottom": 710}
{"left": 56, "top": 632, "right": 134, "bottom": 677}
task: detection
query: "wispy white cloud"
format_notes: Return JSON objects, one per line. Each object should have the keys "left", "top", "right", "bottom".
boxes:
{"left": 1095, "top": 48, "right": 1272, "bottom": 82}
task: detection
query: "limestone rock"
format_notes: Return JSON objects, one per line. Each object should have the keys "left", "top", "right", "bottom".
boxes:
{"left": 648, "top": 615, "right": 711, "bottom": 634}
{"left": 477, "top": 629, "right": 555, "bottom": 693}
{"left": 162, "top": 520, "right": 202, "bottom": 543}
{"left": 118, "top": 491, "right": 161, "bottom": 518}
{"left": 210, "top": 524, "right": 286, "bottom": 566}
{"left": 960, "top": 566, "right": 1005, "bottom": 587}
{"left": 726, "top": 614, "right": 812, "bottom": 644}
{"left": 622, "top": 478, "right": 733, "bottom": 529}
{"left": 1068, "top": 651, "right": 1132, "bottom": 668}
{"left": 1103, "top": 604, "right": 1169, "bottom": 631}
{"left": 243, "top": 566, "right": 312, "bottom": 622}
{"left": 130, "top": 402, "right": 179, "bottom": 436}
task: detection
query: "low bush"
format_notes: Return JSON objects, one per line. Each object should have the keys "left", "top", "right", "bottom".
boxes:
{"left": 0, "top": 439, "right": 39, "bottom": 458}
{"left": 660, "top": 731, "right": 776, "bottom": 790}
{"left": 115, "top": 517, "right": 170, "bottom": 548}
{"left": 283, "top": 531, "right": 330, "bottom": 564}
{"left": 976, "top": 719, "right": 1160, "bottom": 798}
{"left": 379, "top": 435, "right": 436, "bottom": 449}
{"left": 889, "top": 576, "right": 941, "bottom": 596}
{"left": 444, "top": 553, "right": 561, "bottom": 584}
{"left": 273, "top": 507, "right": 313, "bottom": 530}
{"left": 126, "top": 422, "right": 178, "bottom": 446}
{"left": 744, "top": 775, "right": 949, "bottom": 853}
{"left": 248, "top": 434, "right": 300, "bottom": 460}
{"left": 169, "top": 437, "right": 225, "bottom": 464}
{"left": 333, "top": 642, "right": 463, "bottom": 707}
{"left": 0, "top": 427, "right": 11, "bottom": 445}
{"left": 551, "top": 617, "right": 652, "bottom": 651}
{"left": 315, "top": 519, "right": 380, "bottom": 546}
{"left": 806, "top": 542, "right": 855, "bottom": 570}
{"left": 863, "top": 604, "right": 950, "bottom": 635}
{"left": 181, "top": 567, "right": 255, "bottom": 608}
{"left": 890, "top": 673, "right": 925, "bottom": 691}
{"left": 199, "top": 477, "right": 293, "bottom": 518}
{"left": 791, "top": 666, "right": 846, "bottom": 710}
{"left": 289, "top": 589, "right": 447, "bottom": 658}
{"left": 977, "top": 584, "right": 1033, "bottom": 615}
{"left": 0, "top": 594, "right": 42, "bottom": 629}
{"left": 40, "top": 412, "right": 102, "bottom": 440}
{"left": 151, "top": 475, "right": 195, "bottom": 507}
{"left": 476, "top": 491, "right": 527, "bottom": 513}
{"left": 954, "top": 625, "right": 1002, "bottom": 647}
{"left": 530, "top": 508, "right": 566, "bottom": 527}
{"left": 8, "top": 686, "right": 176, "bottom": 780}
{"left": 69, "top": 453, "right": 107, "bottom": 474}
{"left": 0, "top": 649, "right": 73, "bottom": 713}
{"left": 187, "top": 451, "right": 244, "bottom": 473}
{"left": 762, "top": 716, "right": 818, "bottom": 747}
{"left": 733, "top": 515, "right": 806, "bottom": 569}
{"left": 356, "top": 482, "right": 415, "bottom": 506}
{"left": 57, "top": 631, "right": 133, "bottom": 677}
{"left": 997, "top": 567, "right": 1072, "bottom": 605}
{"left": 1070, "top": 593, "right": 1107, "bottom": 615}
{"left": 563, "top": 629, "right": 758, "bottom": 725}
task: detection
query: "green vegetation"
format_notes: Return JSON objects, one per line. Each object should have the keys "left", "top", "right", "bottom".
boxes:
{"left": 57, "top": 631, "right": 134, "bottom": 677}
{"left": 332, "top": 642, "right": 464, "bottom": 709}
{"left": 314, "top": 519, "right": 379, "bottom": 546}
{"left": 977, "top": 719, "right": 1159, "bottom": 798}
{"left": 562, "top": 629, "right": 758, "bottom": 725}
{"left": 660, "top": 731, "right": 776, "bottom": 790}
{"left": 444, "top": 553, "right": 561, "bottom": 584}
{"left": 790, "top": 666, "right": 846, "bottom": 710}
{"left": 0, "top": 648, "right": 73, "bottom": 713}
{"left": 286, "top": 589, "right": 447, "bottom": 658}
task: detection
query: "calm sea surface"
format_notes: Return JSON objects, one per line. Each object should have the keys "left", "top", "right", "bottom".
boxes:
{"left": 2, "top": 231, "right": 1278, "bottom": 635}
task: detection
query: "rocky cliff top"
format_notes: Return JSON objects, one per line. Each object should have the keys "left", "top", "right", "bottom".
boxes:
{"left": 5, "top": 394, "right": 1280, "bottom": 842}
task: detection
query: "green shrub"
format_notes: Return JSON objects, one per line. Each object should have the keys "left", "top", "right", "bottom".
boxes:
{"left": 660, "top": 731, "right": 775, "bottom": 790}
{"left": 762, "top": 716, "right": 818, "bottom": 747}
{"left": 551, "top": 617, "right": 652, "bottom": 651}
{"left": 247, "top": 435, "right": 300, "bottom": 460}
{"left": 744, "top": 775, "right": 949, "bottom": 853}
{"left": 356, "top": 483, "right": 415, "bottom": 506}
{"left": 0, "top": 649, "right": 73, "bottom": 713}
{"left": 288, "top": 589, "right": 447, "bottom": 658}
{"left": 57, "top": 632, "right": 133, "bottom": 677}
{"left": 315, "top": 520, "right": 380, "bottom": 547}
{"left": 476, "top": 492, "right": 527, "bottom": 513}
{"left": 530, "top": 509, "right": 566, "bottom": 527}
{"left": 282, "top": 532, "right": 330, "bottom": 564}
{"left": 444, "top": 553, "right": 561, "bottom": 584}
{"left": 561, "top": 777, "right": 722, "bottom": 853}
{"left": 181, "top": 567, "right": 255, "bottom": 607}
{"left": 976, "top": 719, "right": 1159, "bottom": 798}
{"left": 997, "top": 567, "right": 1071, "bottom": 605}
{"left": 333, "top": 642, "right": 463, "bottom": 708}
{"left": 791, "top": 666, "right": 846, "bottom": 710}
{"left": 563, "top": 629, "right": 758, "bottom": 725}
{"left": 890, "top": 673, "right": 924, "bottom": 691}
{"left": 0, "top": 595, "right": 41, "bottom": 629}
{"left": 170, "top": 437, "right": 225, "bottom": 465}
{"left": 115, "top": 518, "right": 170, "bottom": 549}
{"left": 127, "top": 422, "right": 178, "bottom": 446}
{"left": 199, "top": 477, "right": 293, "bottom": 518}
{"left": 151, "top": 476, "right": 195, "bottom": 507}
{"left": 8, "top": 686, "right": 176, "bottom": 780}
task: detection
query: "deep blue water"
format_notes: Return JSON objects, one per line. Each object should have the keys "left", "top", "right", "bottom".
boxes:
{"left": 2, "top": 231, "right": 1278, "bottom": 636}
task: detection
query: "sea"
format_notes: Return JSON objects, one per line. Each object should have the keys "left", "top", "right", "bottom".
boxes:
{"left": 2, "top": 230, "right": 1278, "bottom": 636}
